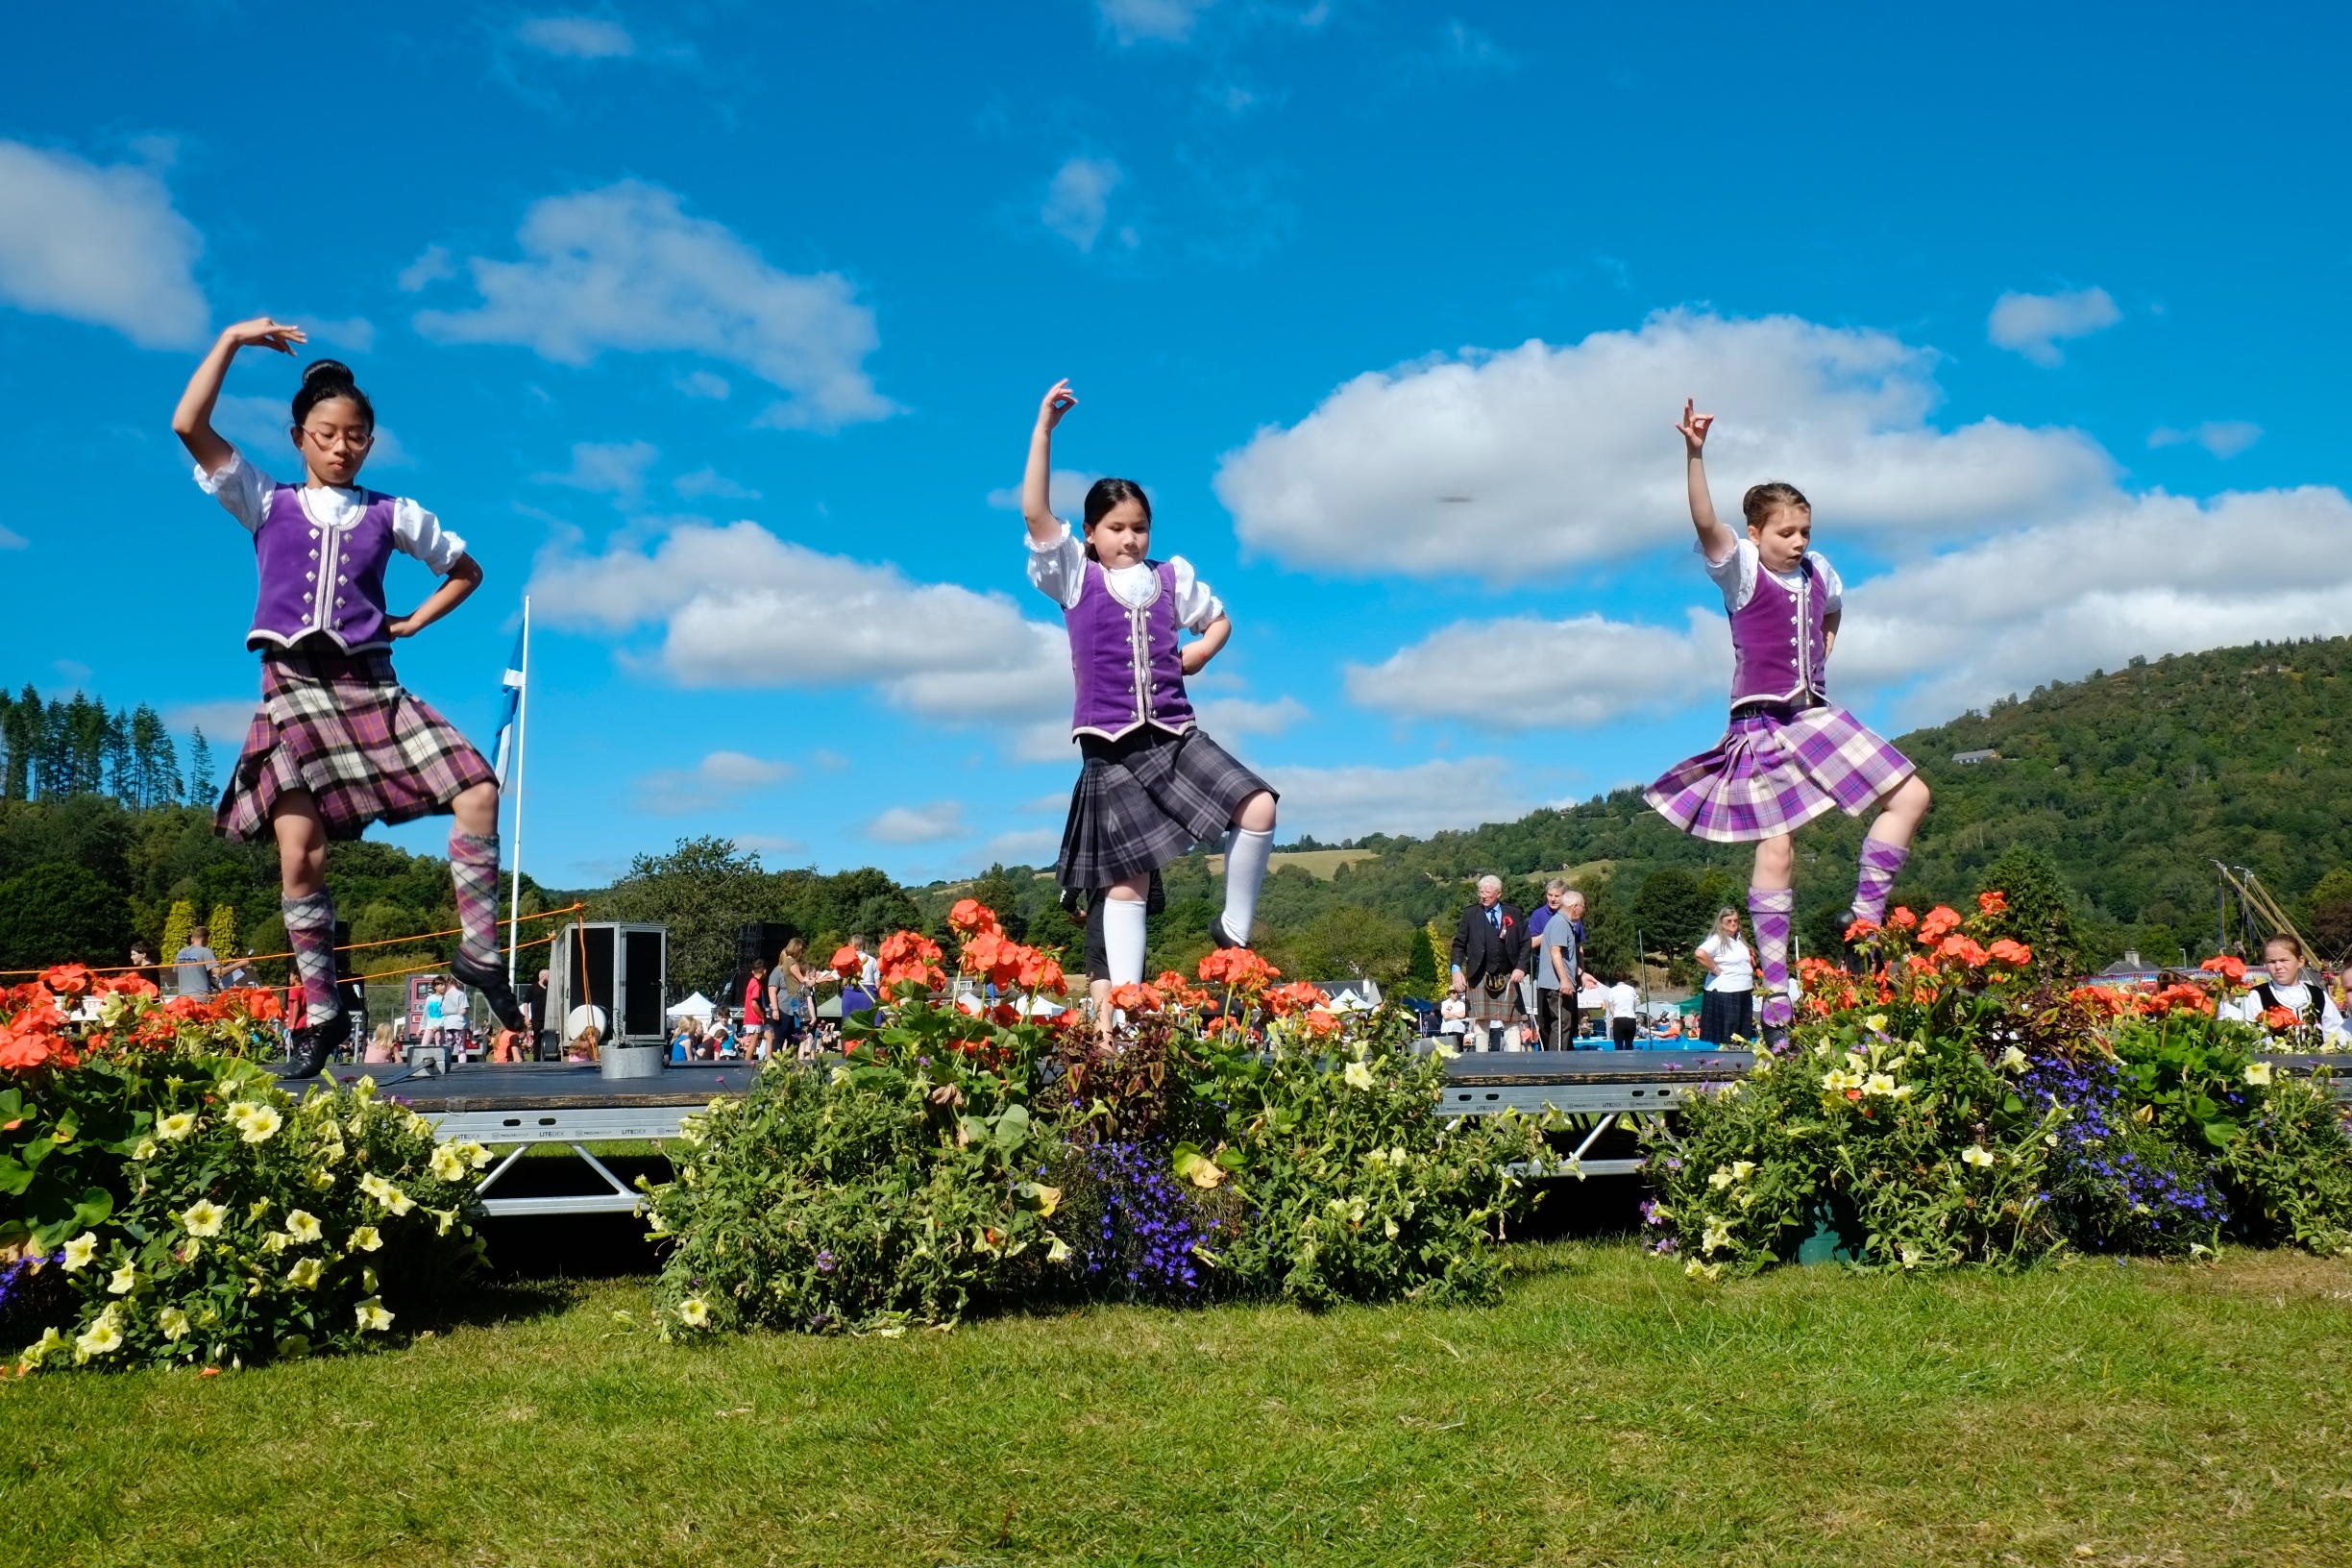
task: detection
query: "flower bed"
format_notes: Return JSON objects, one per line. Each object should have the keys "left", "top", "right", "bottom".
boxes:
{"left": 1643, "top": 895, "right": 2352, "bottom": 1276}
{"left": 3, "top": 967, "right": 489, "bottom": 1372}
{"left": 643, "top": 901, "right": 1549, "bottom": 1337}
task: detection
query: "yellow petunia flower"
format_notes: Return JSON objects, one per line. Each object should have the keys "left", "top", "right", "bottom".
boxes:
{"left": 286, "top": 1257, "right": 324, "bottom": 1290}
{"left": 158, "top": 1307, "right": 191, "bottom": 1342}
{"left": 349, "top": 1225, "right": 382, "bottom": 1253}
{"left": 430, "top": 1144, "right": 466, "bottom": 1182}
{"left": 106, "top": 1263, "right": 136, "bottom": 1296}
{"left": 283, "top": 1210, "right": 323, "bottom": 1244}
{"left": 157, "top": 1112, "right": 197, "bottom": 1141}
{"left": 61, "top": 1232, "right": 99, "bottom": 1271}
{"left": 355, "top": 1298, "right": 394, "bottom": 1333}
{"left": 75, "top": 1314, "right": 124, "bottom": 1360}
{"left": 678, "top": 1296, "right": 712, "bottom": 1329}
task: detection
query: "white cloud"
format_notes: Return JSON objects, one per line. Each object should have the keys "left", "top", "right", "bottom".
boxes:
{"left": 1096, "top": 0, "right": 1215, "bottom": 44}
{"left": 987, "top": 468, "right": 1099, "bottom": 518}
{"left": 736, "top": 832, "right": 808, "bottom": 855}
{"left": 981, "top": 827, "right": 1062, "bottom": 866}
{"left": 163, "top": 698, "right": 258, "bottom": 739}
{"left": 1259, "top": 757, "right": 1532, "bottom": 843}
{"left": 1196, "top": 695, "right": 1310, "bottom": 736}
{"left": 1042, "top": 158, "right": 1126, "bottom": 254}
{"left": 414, "top": 181, "right": 894, "bottom": 429}
{"left": 536, "top": 439, "right": 659, "bottom": 502}
{"left": 0, "top": 140, "right": 207, "bottom": 349}
{"left": 300, "top": 315, "right": 376, "bottom": 353}
{"left": 632, "top": 749, "right": 793, "bottom": 815}
{"left": 0, "top": 526, "right": 25, "bottom": 550}
{"left": 1348, "top": 611, "right": 1726, "bottom": 729}
{"left": 1834, "top": 484, "right": 2352, "bottom": 722}
{"left": 397, "top": 246, "right": 455, "bottom": 292}
{"left": 673, "top": 467, "right": 758, "bottom": 501}
{"left": 515, "top": 14, "right": 636, "bottom": 59}
{"left": 529, "top": 520, "right": 1073, "bottom": 740}
{"left": 1987, "top": 286, "right": 2121, "bottom": 367}
{"left": 1433, "top": 19, "right": 1515, "bottom": 72}
{"left": 1213, "top": 310, "right": 2114, "bottom": 580}
{"left": 866, "top": 801, "right": 968, "bottom": 845}
{"left": 674, "top": 369, "right": 730, "bottom": 400}
{"left": 2150, "top": 421, "right": 2262, "bottom": 459}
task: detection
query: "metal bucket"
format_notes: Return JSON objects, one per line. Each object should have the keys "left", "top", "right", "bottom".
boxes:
{"left": 600, "top": 1043, "right": 667, "bottom": 1081}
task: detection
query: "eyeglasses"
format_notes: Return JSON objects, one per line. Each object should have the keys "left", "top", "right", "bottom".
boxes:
{"left": 300, "top": 426, "right": 374, "bottom": 451}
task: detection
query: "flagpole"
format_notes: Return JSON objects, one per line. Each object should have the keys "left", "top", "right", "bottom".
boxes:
{"left": 505, "top": 596, "right": 530, "bottom": 986}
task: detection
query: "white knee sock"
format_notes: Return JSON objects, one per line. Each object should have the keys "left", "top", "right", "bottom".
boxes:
{"left": 1219, "top": 827, "right": 1275, "bottom": 946}
{"left": 1103, "top": 895, "right": 1148, "bottom": 986}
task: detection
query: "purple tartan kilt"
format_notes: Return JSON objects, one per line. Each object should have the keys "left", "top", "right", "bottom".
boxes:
{"left": 1056, "top": 724, "right": 1272, "bottom": 891}
{"left": 1645, "top": 702, "right": 1914, "bottom": 845}
{"left": 218, "top": 650, "right": 497, "bottom": 844}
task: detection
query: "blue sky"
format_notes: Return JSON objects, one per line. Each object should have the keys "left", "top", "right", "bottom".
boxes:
{"left": 4, "top": 2, "right": 2348, "bottom": 888}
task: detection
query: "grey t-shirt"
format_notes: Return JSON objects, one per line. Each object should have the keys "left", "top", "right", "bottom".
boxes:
{"left": 174, "top": 945, "right": 218, "bottom": 997}
{"left": 1534, "top": 918, "right": 1577, "bottom": 992}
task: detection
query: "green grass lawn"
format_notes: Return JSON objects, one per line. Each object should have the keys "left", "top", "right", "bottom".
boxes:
{"left": 9, "top": 1240, "right": 2350, "bottom": 1566}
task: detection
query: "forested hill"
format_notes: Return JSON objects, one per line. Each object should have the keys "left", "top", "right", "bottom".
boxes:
{"left": 925, "top": 635, "right": 2352, "bottom": 987}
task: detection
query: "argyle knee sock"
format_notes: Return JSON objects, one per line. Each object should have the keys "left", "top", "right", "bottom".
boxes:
{"left": 282, "top": 891, "right": 340, "bottom": 1026}
{"left": 449, "top": 829, "right": 502, "bottom": 968}
{"left": 1851, "top": 837, "right": 1910, "bottom": 926}
{"left": 1103, "top": 894, "right": 1147, "bottom": 987}
{"left": 1218, "top": 826, "right": 1274, "bottom": 946}
{"left": 1749, "top": 885, "right": 1794, "bottom": 1026}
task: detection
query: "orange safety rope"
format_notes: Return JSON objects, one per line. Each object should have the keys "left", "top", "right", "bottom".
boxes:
{"left": 0, "top": 901, "right": 589, "bottom": 978}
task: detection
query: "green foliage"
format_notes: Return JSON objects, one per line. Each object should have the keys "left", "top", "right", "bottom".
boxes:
{"left": 2217, "top": 1073, "right": 2352, "bottom": 1255}
{"left": 15, "top": 1070, "right": 486, "bottom": 1371}
{"left": 160, "top": 899, "right": 195, "bottom": 965}
{"left": 1196, "top": 1015, "right": 1550, "bottom": 1308}
{"left": 1975, "top": 845, "right": 2078, "bottom": 974}
{"left": 0, "top": 860, "right": 132, "bottom": 969}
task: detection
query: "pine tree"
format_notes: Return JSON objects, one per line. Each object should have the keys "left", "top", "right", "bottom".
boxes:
{"left": 104, "top": 706, "right": 134, "bottom": 803}
{"left": 1407, "top": 923, "right": 1438, "bottom": 993}
{"left": 161, "top": 898, "right": 197, "bottom": 962}
{"left": 4, "top": 683, "right": 39, "bottom": 801}
{"left": 187, "top": 727, "right": 216, "bottom": 804}
{"left": 1975, "top": 845, "right": 2078, "bottom": 976}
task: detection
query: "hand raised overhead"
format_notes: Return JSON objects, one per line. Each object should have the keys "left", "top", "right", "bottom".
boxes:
{"left": 225, "top": 316, "right": 306, "bottom": 355}
{"left": 1676, "top": 397, "right": 1714, "bottom": 455}
{"left": 1038, "top": 379, "right": 1078, "bottom": 430}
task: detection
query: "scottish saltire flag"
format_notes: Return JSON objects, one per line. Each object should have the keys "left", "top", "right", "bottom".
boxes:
{"left": 491, "top": 624, "right": 525, "bottom": 786}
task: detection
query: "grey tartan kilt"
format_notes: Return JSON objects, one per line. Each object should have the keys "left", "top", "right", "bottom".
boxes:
{"left": 1464, "top": 976, "right": 1522, "bottom": 1025}
{"left": 1055, "top": 724, "right": 1272, "bottom": 891}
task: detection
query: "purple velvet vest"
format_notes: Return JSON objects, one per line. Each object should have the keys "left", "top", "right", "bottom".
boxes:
{"left": 1066, "top": 559, "right": 1195, "bottom": 741}
{"left": 247, "top": 484, "right": 398, "bottom": 652}
{"left": 1727, "top": 553, "right": 1830, "bottom": 708}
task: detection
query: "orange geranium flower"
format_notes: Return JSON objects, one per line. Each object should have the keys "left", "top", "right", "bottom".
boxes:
{"left": 0, "top": 1021, "right": 75, "bottom": 1073}
{"left": 1843, "top": 917, "right": 1880, "bottom": 943}
{"left": 1986, "top": 938, "right": 2033, "bottom": 967}
{"left": 1108, "top": 981, "right": 1164, "bottom": 1015}
{"left": 40, "top": 964, "right": 91, "bottom": 995}
{"left": 1918, "top": 906, "right": 1963, "bottom": 942}
{"left": 1199, "top": 947, "right": 1278, "bottom": 992}
{"left": 1302, "top": 1009, "right": 1339, "bottom": 1038}
{"left": 98, "top": 972, "right": 159, "bottom": 1000}
{"left": 1939, "top": 935, "right": 1989, "bottom": 968}
{"left": 1264, "top": 980, "right": 1328, "bottom": 1017}
{"left": 1886, "top": 906, "right": 1919, "bottom": 931}
{"left": 2264, "top": 1005, "right": 2300, "bottom": 1032}
{"left": 948, "top": 899, "right": 1001, "bottom": 938}
{"left": 878, "top": 930, "right": 945, "bottom": 989}
{"left": 830, "top": 944, "right": 863, "bottom": 979}
{"left": 2199, "top": 954, "right": 2247, "bottom": 983}
{"left": 1977, "top": 890, "right": 2008, "bottom": 917}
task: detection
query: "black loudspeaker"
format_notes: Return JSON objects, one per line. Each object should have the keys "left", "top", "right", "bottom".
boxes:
{"left": 733, "top": 921, "right": 797, "bottom": 998}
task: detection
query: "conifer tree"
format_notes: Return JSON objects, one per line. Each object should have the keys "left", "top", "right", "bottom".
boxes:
{"left": 161, "top": 899, "right": 197, "bottom": 963}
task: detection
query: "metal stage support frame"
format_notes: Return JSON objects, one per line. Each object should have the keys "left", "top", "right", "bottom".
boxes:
{"left": 1433, "top": 1048, "right": 1756, "bottom": 1177}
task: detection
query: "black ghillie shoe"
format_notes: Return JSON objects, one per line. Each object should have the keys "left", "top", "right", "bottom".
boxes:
{"left": 1212, "top": 914, "right": 1252, "bottom": 950}
{"left": 282, "top": 1008, "right": 351, "bottom": 1080}
{"left": 449, "top": 950, "right": 529, "bottom": 1034}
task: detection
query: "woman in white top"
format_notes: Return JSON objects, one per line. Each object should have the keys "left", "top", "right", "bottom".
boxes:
{"left": 2229, "top": 935, "right": 2345, "bottom": 1046}
{"left": 1693, "top": 907, "right": 1757, "bottom": 1045}
{"left": 1605, "top": 975, "right": 1641, "bottom": 1050}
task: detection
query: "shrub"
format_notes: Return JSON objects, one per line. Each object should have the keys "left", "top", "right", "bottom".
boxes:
{"left": 3, "top": 966, "right": 488, "bottom": 1371}
{"left": 0, "top": 861, "right": 132, "bottom": 970}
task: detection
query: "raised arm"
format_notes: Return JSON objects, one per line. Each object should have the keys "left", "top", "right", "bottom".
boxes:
{"left": 1021, "top": 380, "right": 1079, "bottom": 546}
{"left": 173, "top": 317, "right": 306, "bottom": 475}
{"left": 1677, "top": 399, "right": 1739, "bottom": 563}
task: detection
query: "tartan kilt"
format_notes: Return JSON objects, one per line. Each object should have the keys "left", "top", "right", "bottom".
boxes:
{"left": 218, "top": 650, "right": 497, "bottom": 844}
{"left": 1056, "top": 724, "right": 1272, "bottom": 891}
{"left": 1464, "top": 974, "right": 1522, "bottom": 1026}
{"left": 1645, "top": 702, "right": 1914, "bottom": 845}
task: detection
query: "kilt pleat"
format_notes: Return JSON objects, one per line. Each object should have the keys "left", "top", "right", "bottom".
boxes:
{"left": 1056, "top": 725, "right": 1272, "bottom": 890}
{"left": 217, "top": 650, "right": 496, "bottom": 844}
{"left": 1645, "top": 702, "right": 1914, "bottom": 845}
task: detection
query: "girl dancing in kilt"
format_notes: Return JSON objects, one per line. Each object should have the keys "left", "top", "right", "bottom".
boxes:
{"left": 1645, "top": 401, "right": 1931, "bottom": 1040}
{"left": 174, "top": 318, "right": 527, "bottom": 1076}
{"left": 1021, "top": 380, "right": 1278, "bottom": 999}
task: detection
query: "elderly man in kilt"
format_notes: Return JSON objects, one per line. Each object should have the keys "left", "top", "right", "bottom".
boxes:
{"left": 1450, "top": 875, "right": 1529, "bottom": 1051}
{"left": 175, "top": 320, "right": 531, "bottom": 1078}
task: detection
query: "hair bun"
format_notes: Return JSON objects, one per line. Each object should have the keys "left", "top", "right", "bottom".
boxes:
{"left": 301, "top": 357, "right": 356, "bottom": 390}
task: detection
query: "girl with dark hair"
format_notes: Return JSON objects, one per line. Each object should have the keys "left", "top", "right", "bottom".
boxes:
{"left": 1645, "top": 401, "right": 1931, "bottom": 1041}
{"left": 1021, "top": 380, "right": 1278, "bottom": 996}
{"left": 172, "top": 316, "right": 527, "bottom": 1077}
